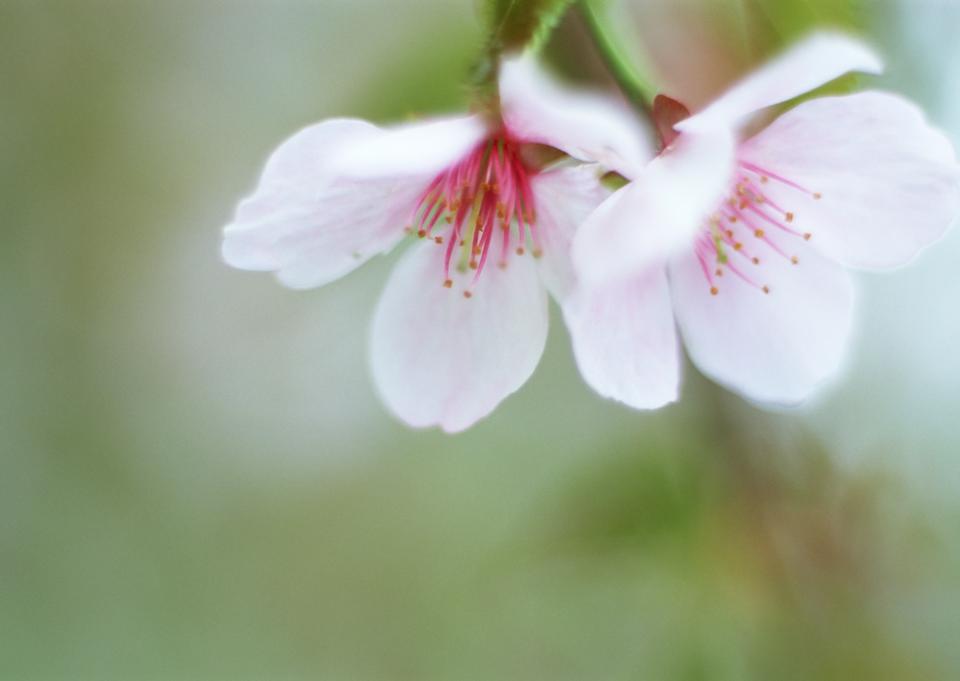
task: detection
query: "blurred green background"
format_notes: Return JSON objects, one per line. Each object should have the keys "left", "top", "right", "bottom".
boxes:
{"left": 2, "top": 1, "right": 960, "bottom": 679}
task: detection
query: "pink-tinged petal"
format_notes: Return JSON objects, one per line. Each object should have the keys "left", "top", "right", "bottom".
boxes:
{"left": 670, "top": 238, "right": 854, "bottom": 406}
{"left": 332, "top": 115, "right": 487, "bottom": 179}
{"left": 563, "top": 268, "right": 680, "bottom": 410}
{"left": 530, "top": 164, "right": 611, "bottom": 300}
{"left": 573, "top": 130, "right": 735, "bottom": 286}
{"left": 499, "top": 54, "right": 653, "bottom": 177}
{"left": 222, "top": 119, "right": 426, "bottom": 289}
{"left": 739, "top": 91, "right": 960, "bottom": 270}
{"left": 370, "top": 241, "right": 548, "bottom": 433}
{"left": 678, "top": 32, "right": 883, "bottom": 134}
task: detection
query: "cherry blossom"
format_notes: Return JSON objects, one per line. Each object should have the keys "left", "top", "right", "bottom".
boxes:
{"left": 222, "top": 56, "right": 659, "bottom": 432}
{"left": 572, "top": 33, "right": 960, "bottom": 407}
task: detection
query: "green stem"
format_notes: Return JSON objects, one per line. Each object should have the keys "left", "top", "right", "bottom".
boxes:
{"left": 577, "top": 0, "right": 657, "bottom": 118}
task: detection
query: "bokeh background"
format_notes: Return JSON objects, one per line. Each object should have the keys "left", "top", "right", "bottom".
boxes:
{"left": 3, "top": 1, "right": 959, "bottom": 679}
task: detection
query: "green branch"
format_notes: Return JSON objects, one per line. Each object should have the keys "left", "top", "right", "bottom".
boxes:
{"left": 577, "top": 0, "right": 657, "bottom": 119}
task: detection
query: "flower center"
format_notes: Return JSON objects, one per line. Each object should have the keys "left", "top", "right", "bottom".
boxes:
{"left": 406, "top": 132, "right": 538, "bottom": 298}
{"left": 696, "top": 161, "right": 822, "bottom": 297}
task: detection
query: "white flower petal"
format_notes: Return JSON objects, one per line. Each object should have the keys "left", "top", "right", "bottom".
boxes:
{"left": 564, "top": 268, "right": 680, "bottom": 410}
{"left": 572, "top": 130, "right": 735, "bottom": 286}
{"left": 739, "top": 91, "right": 960, "bottom": 270}
{"left": 499, "top": 54, "right": 653, "bottom": 177}
{"left": 370, "top": 242, "right": 549, "bottom": 433}
{"left": 670, "top": 237, "right": 854, "bottom": 406}
{"left": 332, "top": 115, "right": 487, "bottom": 179}
{"left": 222, "top": 119, "right": 429, "bottom": 289}
{"left": 679, "top": 32, "right": 883, "bottom": 134}
{"left": 530, "top": 164, "right": 610, "bottom": 300}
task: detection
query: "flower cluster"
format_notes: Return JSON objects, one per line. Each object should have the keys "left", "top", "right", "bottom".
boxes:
{"left": 223, "top": 33, "right": 960, "bottom": 432}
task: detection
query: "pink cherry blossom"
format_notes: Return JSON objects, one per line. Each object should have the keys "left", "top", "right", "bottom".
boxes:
{"left": 572, "top": 33, "right": 960, "bottom": 408}
{"left": 222, "top": 56, "right": 655, "bottom": 432}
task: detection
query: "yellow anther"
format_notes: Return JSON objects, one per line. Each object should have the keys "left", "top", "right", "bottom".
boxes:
{"left": 443, "top": 279, "right": 453, "bottom": 289}
{"left": 791, "top": 256, "right": 799, "bottom": 265}
{"left": 710, "top": 287, "right": 719, "bottom": 296}
{"left": 754, "top": 229, "right": 765, "bottom": 238}
{"left": 786, "top": 212, "right": 795, "bottom": 223}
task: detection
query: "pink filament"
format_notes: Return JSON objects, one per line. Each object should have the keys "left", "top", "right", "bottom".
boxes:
{"left": 409, "top": 131, "right": 538, "bottom": 289}
{"left": 701, "top": 160, "right": 821, "bottom": 296}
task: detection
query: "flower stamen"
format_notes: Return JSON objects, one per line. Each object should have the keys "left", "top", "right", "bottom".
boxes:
{"left": 409, "top": 131, "right": 537, "bottom": 294}
{"left": 702, "top": 161, "right": 822, "bottom": 297}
